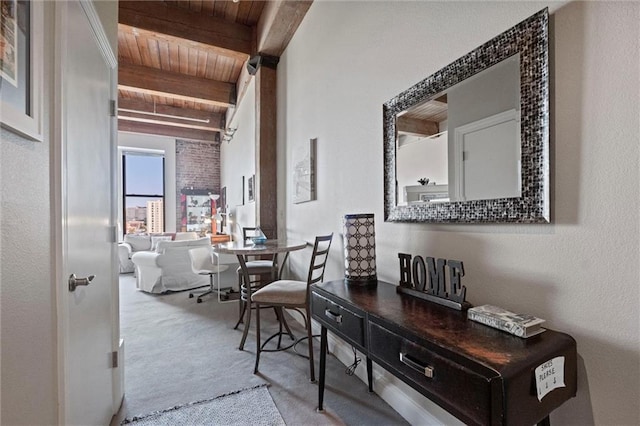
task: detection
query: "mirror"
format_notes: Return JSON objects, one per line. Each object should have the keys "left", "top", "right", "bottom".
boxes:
{"left": 384, "top": 8, "right": 549, "bottom": 223}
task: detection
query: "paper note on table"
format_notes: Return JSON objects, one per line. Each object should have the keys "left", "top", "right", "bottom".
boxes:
{"left": 535, "top": 356, "right": 566, "bottom": 401}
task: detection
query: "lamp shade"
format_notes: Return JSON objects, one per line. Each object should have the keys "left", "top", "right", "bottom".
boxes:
{"left": 343, "top": 213, "right": 377, "bottom": 284}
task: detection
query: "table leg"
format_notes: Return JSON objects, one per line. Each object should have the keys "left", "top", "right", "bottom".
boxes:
{"left": 236, "top": 255, "right": 252, "bottom": 350}
{"left": 366, "top": 357, "right": 373, "bottom": 393}
{"left": 317, "top": 326, "right": 327, "bottom": 412}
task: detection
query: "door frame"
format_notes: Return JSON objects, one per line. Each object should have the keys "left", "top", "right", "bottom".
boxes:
{"left": 53, "top": 1, "right": 120, "bottom": 423}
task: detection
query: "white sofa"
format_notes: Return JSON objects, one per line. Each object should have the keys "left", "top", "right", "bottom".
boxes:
{"left": 118, "top": 232, "right": 197, "bottom": 273}
{"left": 131, "top": 237, "right": 238, "bottom": 293}
{"left": 131, "top": 236, "right": 215, "bottom": 294}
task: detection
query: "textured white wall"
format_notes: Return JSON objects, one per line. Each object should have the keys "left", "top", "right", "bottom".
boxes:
{"left": 221, "top": 79, "right": 257, "bottom": 239}
{"left": 277, "top": 1, "right": 639, "bottom": 424}
{"left": 1, "top": 1, "right": 118, "bottom": 424}
{"left": 0, "top": 2, "right": 56, "bottom": 423}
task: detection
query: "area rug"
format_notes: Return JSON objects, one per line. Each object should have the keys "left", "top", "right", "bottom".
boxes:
{"left": 121, "top": 384, "right": 286, "bottom": 425}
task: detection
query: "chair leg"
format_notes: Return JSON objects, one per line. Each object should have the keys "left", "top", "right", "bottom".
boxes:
{"left": 234, "top": 301, "right": 246, "bottom": 330}
{"left": 193, "top": 273, "right": 231, "bottom": 303}
{"left": 190, "top": 273, "right": 215, "bottom": 303}
{"left": 306, "top": 307, "right": 315, "bottom": 382}
{"left": 276, "top": 308, "right": 284, "bottom": 348}
{"left": 254, "top": 303, "right": 261, "bottom": 374}
{"left": 280, "top": 308, "right": 296, "bottom": 340}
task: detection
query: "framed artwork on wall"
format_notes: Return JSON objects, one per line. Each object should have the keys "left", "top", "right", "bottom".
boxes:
{"left": 0, "top": 0, "right": 43, "bottom": 141}
{"left": 241, "top": 176, "right": 245, "bottom": 205}
{"left": 220, "top": 186, "right": 226, "bottom": 228}
{"left": 293, "top": 138, "right": 316, "bottom": 204}
{"left": 248, "top": 174, "right": 254, "bottom": 202}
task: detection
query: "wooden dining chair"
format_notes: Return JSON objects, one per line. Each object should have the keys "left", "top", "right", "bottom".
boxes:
{"left": 251, "top": 233, "right": 333, "bottom": 382}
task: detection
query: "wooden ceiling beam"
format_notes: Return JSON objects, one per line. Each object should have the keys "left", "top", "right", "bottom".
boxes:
{"left": 119, "top": 1, "right": 252, "bottom": 60}
{"left": 118, "top": 63, "right": 236, "bottom": 108}
{"left": 118, "top": 98, "right": 225, "bottom": 130}
{"left": 257, "top": 1, "right": 313, "bottom": 57}
{"left": 396, "top": 116, "right": 440, "bottom": 137}
{"left": 228, "top": 1, "right": 312, "bottom": 127}
{"left": 118, "top": 24, "right": 249, "bottom": 63}
{"left": 118, "top": 120, "right": 220, "bottom": 142}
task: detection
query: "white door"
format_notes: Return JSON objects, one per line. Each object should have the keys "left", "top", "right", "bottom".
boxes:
{"left": 453, "top": 110, "right": 521, "bottom": 202}
{"left": 56, "top": 1, "right": 119, "bottom": 424}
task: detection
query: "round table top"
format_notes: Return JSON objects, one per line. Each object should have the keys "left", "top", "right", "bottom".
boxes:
{"left": 213, "top": 239, "right": 308, "bottom": 255}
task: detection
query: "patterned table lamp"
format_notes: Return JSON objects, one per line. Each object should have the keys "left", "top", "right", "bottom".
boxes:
{"left": 343, "top": 213, "right": 377, "bottom": 285}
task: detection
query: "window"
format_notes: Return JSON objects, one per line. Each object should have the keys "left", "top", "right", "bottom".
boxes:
{"left": 123, "top": 152, "right": 165, "bottom": 234}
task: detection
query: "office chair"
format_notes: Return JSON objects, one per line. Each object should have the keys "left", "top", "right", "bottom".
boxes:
{"left": 188, "top": 246, "right": 233, "bottom": 303}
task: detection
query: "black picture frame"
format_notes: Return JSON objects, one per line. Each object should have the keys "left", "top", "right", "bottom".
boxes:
{"left": 0, "top": 0, "right": 43, "bottom": 141}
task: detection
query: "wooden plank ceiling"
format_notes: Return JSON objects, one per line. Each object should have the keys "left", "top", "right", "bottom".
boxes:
{"left": 117, "top": 0, "right": 311, "bottom": 143}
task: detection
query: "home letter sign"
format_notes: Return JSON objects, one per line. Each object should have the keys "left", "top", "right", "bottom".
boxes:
{"left": 397, "top": 253, "right": 470, "bottom": 310}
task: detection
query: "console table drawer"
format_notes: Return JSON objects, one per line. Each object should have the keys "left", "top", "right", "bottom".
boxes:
{"left": 369, "top": 321, "right": 496, "bottom": 425}
{"left": 311, "top": 292, "right": 365, "bottom": 348}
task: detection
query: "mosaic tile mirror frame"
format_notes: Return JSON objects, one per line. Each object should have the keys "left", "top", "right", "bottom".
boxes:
{"left": 383, "top": 8, "right": 549, "bottom": 223}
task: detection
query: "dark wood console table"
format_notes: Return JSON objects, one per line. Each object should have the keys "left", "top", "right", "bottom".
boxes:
{"left": 311, "top": 280, "right": 577, "bottom": 426}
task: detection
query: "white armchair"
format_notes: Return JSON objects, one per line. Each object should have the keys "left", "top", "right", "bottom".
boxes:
{"left": 118, "top": 234, "right": 155, "bottom": 273}
{"left": 118, "top": 243, "right": 136, "bottom": 274}
{"left": 131, "top": 237, "right": 213, "bottom": 293}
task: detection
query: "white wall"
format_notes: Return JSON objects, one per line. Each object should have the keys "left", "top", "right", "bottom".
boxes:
{"left": 117, "top": 132, "right": 178, "bottom": 233}
{"left": 0, "top": 3, "right": 56, "bottom": 424}
{"left": 1, "top": 2, "right": 118, "bottom": 424}
{"left": 220, "top": 79, "right": 257, "bottom": 240}
{"left": 275, "top": 2, "right": 639, "bottom": 424}
{"left": 396, "top": 133, "right": 448, "bottom": 202}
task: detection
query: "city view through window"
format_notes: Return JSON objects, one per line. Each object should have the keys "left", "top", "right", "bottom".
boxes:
{"left": 123, "top": 153, "right": 165, "bottom": 234}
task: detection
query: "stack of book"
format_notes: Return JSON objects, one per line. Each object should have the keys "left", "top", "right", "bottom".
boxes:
{"left": 467, "top": 304, "right": 546, "bottom": 338}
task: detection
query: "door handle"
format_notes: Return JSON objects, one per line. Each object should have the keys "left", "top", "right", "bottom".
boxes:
{"left": 68, "top": 274, "right": 95, "bottom": 292}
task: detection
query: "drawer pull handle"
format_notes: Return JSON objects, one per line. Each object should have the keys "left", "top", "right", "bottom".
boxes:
{"left": 400, "top": 353, "right": 434, "bottom": 378}
{"left": 325, "top": 309, "right": 343, "bottom": 324}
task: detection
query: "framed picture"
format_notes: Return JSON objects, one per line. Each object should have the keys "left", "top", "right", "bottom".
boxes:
{"left": 248, "top": 175, "right": 255, "bottom": 202}
{"left": 241, "top": 176, "right": 245, "bottom": 205}
{"left": 220, "top": 186, "right": 226, "bottom": 213}
{"left": 0, "top": 0, "right": 43, "bottom": 141}
{"left": 220, "top": 186, "right": 226, "bottom": 228}
{"left": 293, "top": 138, "right": 316, "bottom": 204}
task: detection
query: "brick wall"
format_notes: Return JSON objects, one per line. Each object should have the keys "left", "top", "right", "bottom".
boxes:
{"left": 175, "top": 139, "right": 220, "bottom": 230}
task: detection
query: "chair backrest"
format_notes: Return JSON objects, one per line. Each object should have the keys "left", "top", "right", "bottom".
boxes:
{"left": 241, "top": 226, "right": 275, "bottom": 263}
{"left": 305, "top": 233, "right": 333, "bottom": 289}
{"left": 188, "top": 245, "right": 217, "bottom": 273}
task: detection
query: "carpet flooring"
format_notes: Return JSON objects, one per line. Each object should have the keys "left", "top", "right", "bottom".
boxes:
{"left": 112, "top": 275, "right": 409, "bottom": 426}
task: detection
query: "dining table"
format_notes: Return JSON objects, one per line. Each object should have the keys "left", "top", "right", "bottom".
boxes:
{"left": 213, "top": 238, "right": 308, "bottom": 349}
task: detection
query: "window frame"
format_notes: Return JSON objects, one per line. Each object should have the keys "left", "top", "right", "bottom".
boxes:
{"left": 122, "top": 152, "right": 166, "bottom": 234}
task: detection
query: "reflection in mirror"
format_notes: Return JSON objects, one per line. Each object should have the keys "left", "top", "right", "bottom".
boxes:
{"left": 396, "top": 55, "right": 521, "bottom": 205}
{"left": 383, "top": 8, "right": 549, "bottom": 223}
